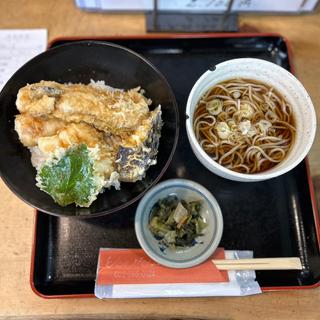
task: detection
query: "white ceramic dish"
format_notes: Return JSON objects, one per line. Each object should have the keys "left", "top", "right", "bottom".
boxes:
{"left": 134, "top": 179, "right": 223, "bottom": 268}
{"left": 186, "top": 58, "right": 317, "bottom": 182}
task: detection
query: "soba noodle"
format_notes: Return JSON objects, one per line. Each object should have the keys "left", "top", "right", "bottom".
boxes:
{"left": 193, "top": 78, "right": 295, "bottom": 174}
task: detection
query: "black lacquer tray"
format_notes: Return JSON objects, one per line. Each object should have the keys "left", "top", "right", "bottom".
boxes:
{"left": 31, "top": 34, "right": 320, "bottom": 297}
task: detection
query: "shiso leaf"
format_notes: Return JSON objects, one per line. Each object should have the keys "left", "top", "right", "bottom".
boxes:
{"left": 36, "top": 144, "right": 99, "bottom": 207}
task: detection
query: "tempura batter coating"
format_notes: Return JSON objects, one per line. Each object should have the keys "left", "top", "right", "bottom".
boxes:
{"left": 14, "top": 81, "right": 162, "bottom": 191}
{"left": 16, "top": 80, "right": 151, "bottom": 133}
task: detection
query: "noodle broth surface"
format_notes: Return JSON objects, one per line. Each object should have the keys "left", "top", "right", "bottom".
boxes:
{"left": 193, "top": 78, "right": 296, "bottom": 174}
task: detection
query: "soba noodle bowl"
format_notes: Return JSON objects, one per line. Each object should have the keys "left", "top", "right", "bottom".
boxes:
{"left": 193, "top": 78, "right": 296, "bottom": 174}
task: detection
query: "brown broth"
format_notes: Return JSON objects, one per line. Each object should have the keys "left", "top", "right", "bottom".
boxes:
{"left": 193, "top": 78, "right": 296, "bottom": 174}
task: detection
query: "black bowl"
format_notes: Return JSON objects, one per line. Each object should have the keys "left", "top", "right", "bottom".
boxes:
{"left": 0, "top": 41, "right": 179, "bottom": 218}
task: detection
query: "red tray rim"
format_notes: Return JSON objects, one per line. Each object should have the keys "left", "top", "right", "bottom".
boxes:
{"left": 30, "top": 32, "right": 320, "bottom": 299}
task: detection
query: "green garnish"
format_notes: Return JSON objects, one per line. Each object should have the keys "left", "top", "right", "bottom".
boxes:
{"left": 36, "top": 144, "right": 99, "bottom": 207}
{"left": 148, "top": 195, "right": 207, "bottom": 249}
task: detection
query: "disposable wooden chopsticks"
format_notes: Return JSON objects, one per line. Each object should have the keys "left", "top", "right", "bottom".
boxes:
{"left": 212, "top": 257, "right": 302, "bottom": 271}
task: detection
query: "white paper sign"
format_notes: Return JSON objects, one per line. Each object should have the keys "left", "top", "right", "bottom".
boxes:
{"left": 0, "top": 29, "right": 47, "bottom": 90}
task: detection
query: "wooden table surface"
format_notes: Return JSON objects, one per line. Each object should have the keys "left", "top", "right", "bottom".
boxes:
{"left": 0, "top": 1, "right": 319, "bottom": 319}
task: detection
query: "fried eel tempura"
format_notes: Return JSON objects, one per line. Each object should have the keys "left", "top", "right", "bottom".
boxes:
{"left": 16, "top": 80, "right": 151, "bottom": 133}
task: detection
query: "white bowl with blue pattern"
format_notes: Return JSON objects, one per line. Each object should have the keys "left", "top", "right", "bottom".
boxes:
{"left": 135, "top": 179, "right": 223, "bottom": 268}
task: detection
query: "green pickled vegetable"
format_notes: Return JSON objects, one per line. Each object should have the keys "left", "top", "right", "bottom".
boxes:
{"left": 148, "top": 195, "right": 207, "bottom": 250}
{"left": 36, "top": 144, "right": 99, "bottom": 207}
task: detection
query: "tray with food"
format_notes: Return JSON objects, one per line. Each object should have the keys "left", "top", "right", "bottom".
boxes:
{"left": 0, "top": 34, "right": 319, "bottom": 297}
